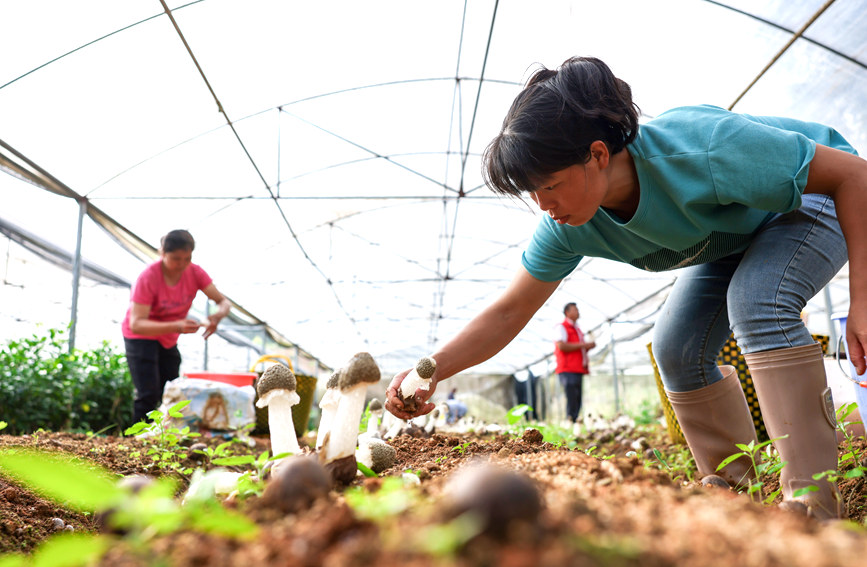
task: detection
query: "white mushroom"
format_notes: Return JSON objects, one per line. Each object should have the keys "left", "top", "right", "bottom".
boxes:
{"left": 365, "top": 398, "right": 384, "bottom": 435}
{"left": 255, "top": 364, "right": 301, "bottom": 457}
{"left": 315, "top": 370, "right": 342, "bottom": 451}
{"left": 321, "top": 352, "right": 381, "bottom": 484}
{"left": 398, "top": 356, "right": 437, "bottom": 413}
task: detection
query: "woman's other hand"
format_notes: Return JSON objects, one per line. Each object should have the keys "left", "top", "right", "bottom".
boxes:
{"left": 202, "top": 314, "right": 222, "bottom": 340}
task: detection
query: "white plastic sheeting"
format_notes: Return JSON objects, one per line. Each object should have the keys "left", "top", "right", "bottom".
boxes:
{"left": 1, "top": 0, "right": 862, "bottom": 376}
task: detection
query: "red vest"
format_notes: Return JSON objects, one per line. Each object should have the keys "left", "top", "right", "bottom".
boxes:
{"left": 555, "top": 320, "right": 588, "bottom": 374}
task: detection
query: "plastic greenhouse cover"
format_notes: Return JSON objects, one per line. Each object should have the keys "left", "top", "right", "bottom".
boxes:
{"left": 0, "top": 0, "right": 863, "bottom": 377}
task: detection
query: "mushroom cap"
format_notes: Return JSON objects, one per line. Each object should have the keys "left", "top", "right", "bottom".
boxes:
{"left": 368, "top": 398, "right": 383, "bottom": 412}
{"left": 257, "top": 364, "right": 296, "bottom": 397}
{"left": 367, "top": 440, "right": 396, "bottom": 473}
{"left": 261, "top": 456, "right": 331, "bottom": 514}
{"left": 325, "top": 370, "right": 341, "bottom": 390}
{"left": 443, "top": 463, "right": 542, "bottom": 540}
{"left": 415, "top": 356, "right": 437, "bottom": 379}
{"left": 338, "top": 352, "right": 381, "bottom": 390}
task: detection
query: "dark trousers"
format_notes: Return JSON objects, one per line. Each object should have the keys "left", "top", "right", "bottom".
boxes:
{"left": 124, "top": 338, "right": 182, "bottom": 423}
{"left": 558, "top": 372, "right": 584, "bottom": 422}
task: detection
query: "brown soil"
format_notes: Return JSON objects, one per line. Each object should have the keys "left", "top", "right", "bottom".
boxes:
{"left": 1, "top": 425, "right": 866, "bottom": 567}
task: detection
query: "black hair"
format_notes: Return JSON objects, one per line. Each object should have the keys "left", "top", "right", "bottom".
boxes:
{"left": 483, "top": 56, "right": 640, "bottom": 197}
{"left": 160, "top": 229, "right": 195, "bottom": 253}
{"left": 563, "top": 302, "right": 577, "bottom": 315}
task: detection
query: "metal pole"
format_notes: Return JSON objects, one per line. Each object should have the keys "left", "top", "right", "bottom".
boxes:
{"left": 610, "top": 321, "right": 619, "bottom": 414}
{"left": 68, "top": 199, "right": 86, "bottom": 352}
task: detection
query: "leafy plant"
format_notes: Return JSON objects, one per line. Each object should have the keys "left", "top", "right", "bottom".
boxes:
{"left": 717, "top": 436, "right": 787, "bottom": 503}
{"left": 344, "top": 476, "right": 418, "bottom": 523}
{"left": 124, "top": 401, "right": 200, "bottom": 474}
{"left": 0, "top": 446, "right": 258, "bottom": 564}
{"left": 0, "top": 327, "right": 133, "bottom": 435}
{"left": 505, "top": 404, "right": 532, "bottom": 435}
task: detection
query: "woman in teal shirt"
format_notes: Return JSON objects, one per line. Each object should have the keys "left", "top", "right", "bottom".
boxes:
{"left": 387, "top": 56, "right": 867, "bottom": 521}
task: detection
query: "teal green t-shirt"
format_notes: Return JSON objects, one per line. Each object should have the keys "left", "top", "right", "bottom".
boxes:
{"left": 522, "top": 105, "right": 857, "bottom": 281}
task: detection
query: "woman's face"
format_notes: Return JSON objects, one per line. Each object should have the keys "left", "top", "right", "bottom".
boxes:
{"left": 530, "top": 162, "right": 606, "bottom": 227}
{"left": 161, "top": 248, "right": 192, "bottom": 276}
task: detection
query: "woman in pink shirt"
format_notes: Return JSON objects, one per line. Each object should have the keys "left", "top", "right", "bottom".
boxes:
{"left": 121, "top": 229, "right": 231, "bottom": 423}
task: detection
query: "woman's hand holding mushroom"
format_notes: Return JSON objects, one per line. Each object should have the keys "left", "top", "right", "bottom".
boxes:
{"left": 385, "top": 367, "right": 438, "bottom": 420}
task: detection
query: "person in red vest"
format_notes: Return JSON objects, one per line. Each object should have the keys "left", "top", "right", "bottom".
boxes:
{"left": 555, "top": 302, "right": 596, "bottom": 423}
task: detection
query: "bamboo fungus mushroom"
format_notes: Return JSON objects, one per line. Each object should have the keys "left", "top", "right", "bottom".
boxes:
{"left": 321, "top": 352, "right": 381, "bottom": 484}
{"left": 315, "top": 370, "right": 342, "bottom": 451}
{"left": 398, "top": 356, "right": 437, "bottom": 414}
{"left": 256, "top": 364, "right": 301, "bottom": 458}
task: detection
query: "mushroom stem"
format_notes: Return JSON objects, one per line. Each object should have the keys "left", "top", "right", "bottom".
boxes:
{"left": 315, "top": 389, "right": 341, "bottom": 450}
{"left": 325, "top": 385, "right": 367, "bottom": 462}
{"left": 399, "top": 367, "right": 431, "bottom": 400}
{"left": 267, "top": 395, "right": 301, "bottom": 456}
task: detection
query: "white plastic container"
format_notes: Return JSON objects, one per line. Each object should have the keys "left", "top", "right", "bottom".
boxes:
{"left": 831, "top": 312, "right": 867, "bottom": 428}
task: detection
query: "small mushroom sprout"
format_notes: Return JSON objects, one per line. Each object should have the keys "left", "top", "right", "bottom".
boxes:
{"left": 256, "top": 364, "right": 301, "bottom": 458}
{"left": 366, "top": 398, "right": 384, "bottom": 435}
{"left": 398, "top": 355, "right": 437, "bottom": 414}
{"left": 321, "top": 352, "right": 381, "bottom": 484}
{"left": 315, "top": 370, "right": 342, "bottom": 451}
{"left": 356, "top": 437, "right": 396, "bottom": 474}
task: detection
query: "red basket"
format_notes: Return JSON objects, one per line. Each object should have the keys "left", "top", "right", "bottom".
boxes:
{"left": 184, "top": 372, "right": 257, "bottom": 388}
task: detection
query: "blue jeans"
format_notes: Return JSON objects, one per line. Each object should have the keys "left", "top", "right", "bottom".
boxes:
{"left": 653, "top": 194, "right": 847, "bottom": 393}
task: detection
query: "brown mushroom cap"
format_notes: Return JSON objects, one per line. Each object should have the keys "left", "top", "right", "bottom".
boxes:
{"left": 338, "top": 352, "right": 381, "bottom": 390}
{"left": 443, "top": 464, "right": 542, "bottom": 540}
{"left": 257, "top": 364, "right": 297, "bottom": 397}
{"left": 261, "top": 456, "right": 331, "bottom": 514}
{"left": 368, "top": 441, "right": 396, "bottom": 473}
{"left": 325, "top": 370, "right": 341, "bottom": 390}
{"left": 368, "top": 398, "right": 383, "bottom": 412}
{"left": 416, "top": 356, "right": 437, "bottom": 379}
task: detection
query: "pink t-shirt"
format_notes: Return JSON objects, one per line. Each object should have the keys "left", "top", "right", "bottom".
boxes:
{"left": 121, "top": 261, "right": 213, "bottom": 349}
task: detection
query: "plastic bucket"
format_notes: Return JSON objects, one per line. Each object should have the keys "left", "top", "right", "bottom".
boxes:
{"left": 184, "top": 371, "right": 257, "bottom": 388}
{"left": 831, "top": 313, "right": 867, "bottom": 427}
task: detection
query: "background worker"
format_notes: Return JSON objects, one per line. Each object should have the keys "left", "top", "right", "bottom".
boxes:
{"left": 122, "top": 229, "right": 231, "bottom": 424}
{"left": 555, "top": 302, "right": 596, "bottom": 423}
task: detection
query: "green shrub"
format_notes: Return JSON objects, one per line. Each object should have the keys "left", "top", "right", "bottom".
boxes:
{"left": 0, "top": 327, "right": 133, "bottom": 435}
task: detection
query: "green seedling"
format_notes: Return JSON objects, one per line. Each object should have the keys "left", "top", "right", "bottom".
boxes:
{"left": 0, "top": 421, "right": 7, "bottom": 432}
{"left": 233, "top": 450, "right": 291, "bottom": 498}
{"left": 0, "top": 446, "right": 258, "bottom": 564}
{"left": 505, "top": 404, "right": 533, "bottom": 435}
{"left": 717, "top": 436, "right": 787, "bottom": 503}
{"left": 344, "top": 476, "right": 419, "bottom": 523}
{"left": 412, "top": 512, "right": 483, "bottom": 557}
{"left": 124, "top": 401, "right": 201, "bottom": 474}
{"left": 452, "top": 441, "right": 472, "bottom": 455}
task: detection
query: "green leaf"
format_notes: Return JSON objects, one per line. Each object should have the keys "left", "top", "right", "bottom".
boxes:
{"left": 212, "top": 456, "right": 255, "bottom": 466}
{"left": 0, "top": 449, "right": 121, "bottom": 512}
{"left": 747, "top": 482, "right": 763, "bottom": 494}
{"left": 716, "top": 453, "right": 743, "bottom": 471}
{"left": 123, "top": 422, "right": 150, "bottom": 436}
{"left": 357, "top": 462, "right": 378, "bottom": 478}
{"left": 30, "top": 533, "right": 110, "bottom": 567}
{"left": 793, "top": 485, "right": 819, "bottom": 498}
{"left": 0, "top": 554, "right": 26, "bottom": 567}
{"left": 844, "top": 468, "right": 865, "bottom": 479}
{"left": 0, "top": 421, "right": 7, "bottom": 432}
{"left": 168, "top": 400, "right": 191, "bottom": 416}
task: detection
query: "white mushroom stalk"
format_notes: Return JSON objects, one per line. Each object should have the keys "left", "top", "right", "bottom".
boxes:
{"left": 399, "top": 356, "right": 437, "bottom": 401}
{"left": 323, "top": 352, "right": 381, "bottom": 466}
{"left": 315, "top": 371, "right": 342, "bottom": 451}
{"left": 255, "top": 364, "right": 301, "bottom": 457}
{"left": 365, "top": 398, "right": 383, "bottom": 436}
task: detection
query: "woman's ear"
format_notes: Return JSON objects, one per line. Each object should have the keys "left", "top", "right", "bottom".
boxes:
{"left": 589, "top": 140, "right": 610, "bottom": 169}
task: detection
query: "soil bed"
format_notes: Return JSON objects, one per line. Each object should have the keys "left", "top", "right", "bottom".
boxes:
{"left": 1, "top": 424, "right": 866, "bottom": 566}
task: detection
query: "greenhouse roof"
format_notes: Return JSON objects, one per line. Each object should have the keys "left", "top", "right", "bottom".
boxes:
{"left": 0, "top": 0, "right": 862, "bottom": 375}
